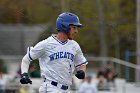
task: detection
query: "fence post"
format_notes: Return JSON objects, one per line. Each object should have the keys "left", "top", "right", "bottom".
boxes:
{"left": 124, "top": 50, "right": 130, "bottom": 82}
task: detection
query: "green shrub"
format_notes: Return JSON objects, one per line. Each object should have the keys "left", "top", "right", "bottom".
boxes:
{"left": 0, "top": 59, "right": 7, "bottom": 73}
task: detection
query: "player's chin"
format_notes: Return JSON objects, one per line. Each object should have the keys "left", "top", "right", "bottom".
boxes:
{"left": 68, "top": 34, "right": 76, "bottom": 40}
{"left": 68, "top": 37, "right": 73, "bottom": 40}
{"left": 68, "top": 36, "right": 74, "bottom": 40}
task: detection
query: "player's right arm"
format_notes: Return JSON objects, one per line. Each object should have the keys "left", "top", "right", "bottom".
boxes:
{"left": 20, "top": 40, "right": 46, "bottom": 84}
{"left": 21, "top": 54, "right": 31, "bottom": 74}
{"left": 20, "top": 54, "right": 32, "bottom": 84}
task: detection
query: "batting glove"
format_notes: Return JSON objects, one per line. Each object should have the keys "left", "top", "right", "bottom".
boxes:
{"left": 75, "top": 70, "right": 85, "bottom": 79}
{"left": 20, "top": 73, "right": 32, "bottom": 84}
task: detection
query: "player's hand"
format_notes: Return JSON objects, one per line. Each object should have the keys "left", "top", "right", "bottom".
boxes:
{"left": 75, "top": 70, "right": 85, "bottom": 79}
{"left": 20, "top": 73, "right": 32, "bottom": 84}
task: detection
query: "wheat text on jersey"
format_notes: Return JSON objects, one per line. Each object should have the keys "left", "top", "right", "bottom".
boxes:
{"left": 49, "top": 51, "right": 74, "bottom": 61}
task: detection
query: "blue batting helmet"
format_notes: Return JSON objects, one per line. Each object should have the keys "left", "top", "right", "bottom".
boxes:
{"left": 56, "top": 12, "right": 82, "bottom": 33}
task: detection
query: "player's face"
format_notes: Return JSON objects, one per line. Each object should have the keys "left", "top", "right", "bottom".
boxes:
{"left": 67, "top": 25, "right": 78, "bottom": 40}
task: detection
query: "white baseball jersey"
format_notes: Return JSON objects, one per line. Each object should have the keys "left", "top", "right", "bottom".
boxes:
{"left": 27, "top": 34, "right": 88, "bottom": 86}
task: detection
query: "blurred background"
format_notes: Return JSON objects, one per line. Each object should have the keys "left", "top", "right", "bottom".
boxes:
{"left": 0, "top": 0, "right": 140, "bottom": 93}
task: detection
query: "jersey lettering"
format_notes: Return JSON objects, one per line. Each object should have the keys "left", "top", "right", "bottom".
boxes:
{"left": 49, "top": 52, "right": 74, "bottom": 61}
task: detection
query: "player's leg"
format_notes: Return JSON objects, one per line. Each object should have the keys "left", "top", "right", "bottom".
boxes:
{"left": 39, "top": 82, "right": 69, "bottom": 93}
{"left": 39, "top": 82, "right": 47, "bottom": 93}
{"left": 46, "top": 84, "right": 69, "bottom": 93}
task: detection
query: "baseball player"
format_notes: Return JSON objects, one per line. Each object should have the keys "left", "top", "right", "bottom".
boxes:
{"left": 20, "top": 12, "right": 88, "bottom": 93}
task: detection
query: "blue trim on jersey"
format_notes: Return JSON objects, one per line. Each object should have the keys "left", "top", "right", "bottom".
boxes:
{"left": 28, "top": 47, "right": 33, "bottom": 61}
{"left": 52, "top": 35, "right": 68, "bottom": 45}
{"left": 75, "top": 61, "right": 88, "bottom": 67}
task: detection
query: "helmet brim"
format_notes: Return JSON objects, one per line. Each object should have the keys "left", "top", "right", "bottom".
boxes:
{"left": 70, "top": 23, "right": 83, "bottom": 28}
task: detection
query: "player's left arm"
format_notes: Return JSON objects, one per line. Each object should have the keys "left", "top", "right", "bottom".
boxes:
{"left": 74, "top": 43, "right": 88, "bottom": 79}
{"left": 75, "top": 65, "right": 87, "bottom": 79}
{"left": 77, "top": 64, "right": 86, "bottom": 72}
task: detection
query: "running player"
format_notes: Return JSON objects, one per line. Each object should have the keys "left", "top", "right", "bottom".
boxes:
{"left": 20, "top": 12, "right": 88, "bottom": 93}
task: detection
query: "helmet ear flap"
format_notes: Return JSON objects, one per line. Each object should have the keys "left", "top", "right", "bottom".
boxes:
{"left": 60, "top": 24, "right": 71, "bottom": 33}
{"left": 61, "top": 24, "right": 67, "bottom": 31}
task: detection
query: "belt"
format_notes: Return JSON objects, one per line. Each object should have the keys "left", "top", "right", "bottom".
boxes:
{"left": 44, "top": 78, "right": 68, "bottom": 90}
{"left": 51, "top": 81, "right": 68, "bottom": 90}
